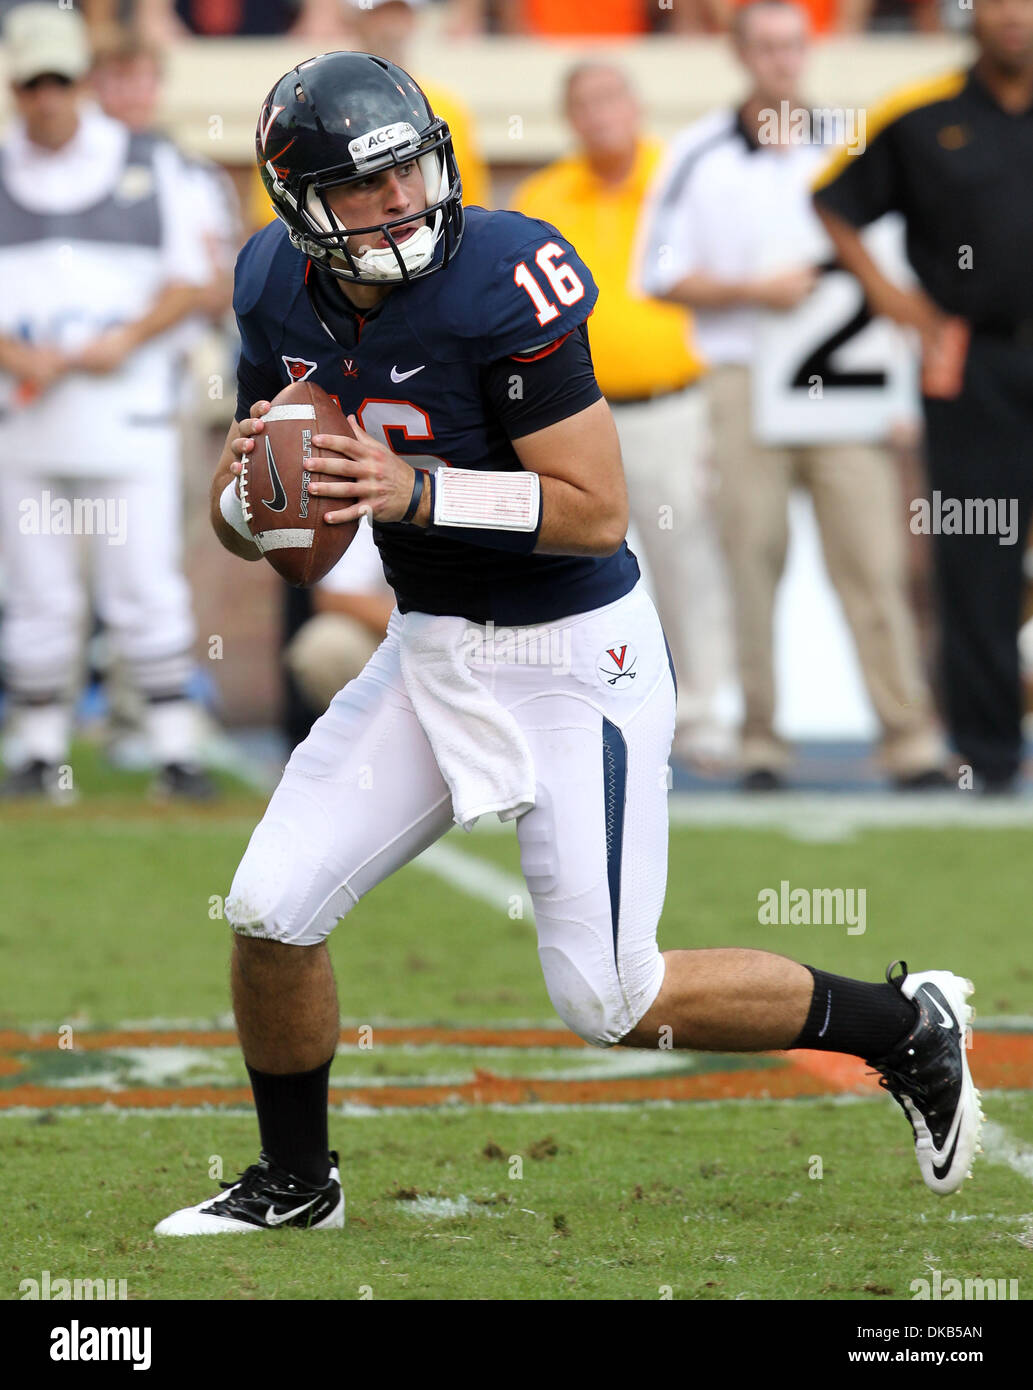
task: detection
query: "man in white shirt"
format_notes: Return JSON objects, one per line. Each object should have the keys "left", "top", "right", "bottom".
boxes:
{"left": 637, "top": 0, "right": 945, "bottom": 791}
{"left": 0, "top": 5, "right": 218, "bottom": 799}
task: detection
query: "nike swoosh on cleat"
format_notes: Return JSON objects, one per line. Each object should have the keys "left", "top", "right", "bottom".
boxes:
{"left": 919, "top": 984, "right": 956, "bottom": 1030}
{"left": 390, "top": 365, "right": 425, "bottom": 383}
{"left": 932, "top": 1118, "right": 963, "bottom": 1182}
{"left": 264, "top": 1196, "right": 319, "bottom": 1226}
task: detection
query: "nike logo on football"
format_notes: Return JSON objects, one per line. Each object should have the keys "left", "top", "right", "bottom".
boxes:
{"left": 390, "top": 364, "right": 425, "bottom": 383}
{"left": 264, "top": 1196, "right": 319, "bottom": 1226}
{"left": 263, "top": 437, "right": 288, "bottom": 513}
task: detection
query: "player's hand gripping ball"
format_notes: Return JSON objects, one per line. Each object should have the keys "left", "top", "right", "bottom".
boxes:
{"left": 238, "top": 381, "right": 358, "bottom": 587}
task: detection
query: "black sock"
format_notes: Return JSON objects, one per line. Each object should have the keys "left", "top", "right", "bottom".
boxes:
{"left": 246, "top": 1058, "right": 333, "bottom": 1185}
{"left": 792, "top": 967, "right": 919, "bottom": 1060}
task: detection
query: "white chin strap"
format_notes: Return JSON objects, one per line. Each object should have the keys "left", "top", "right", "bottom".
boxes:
{"left": 305, "top": 150, "right": 446, "bottom": 282}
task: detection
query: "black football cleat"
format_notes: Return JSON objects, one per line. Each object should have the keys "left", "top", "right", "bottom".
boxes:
{"left": 867, "top": 961, "right": 983, "bottom": 1195}
{"left": 151, "top": 762, "right": 220, "bottom": 802}
{"left": 155, "top": 1152, "right": 343, "bottom": 1235}
{"left": 0, "top": 759, "right": 77, "bottom": 803}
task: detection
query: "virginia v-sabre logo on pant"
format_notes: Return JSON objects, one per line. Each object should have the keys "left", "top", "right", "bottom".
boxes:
{"left": 909, "top": 492, "right": 1018, "bottom": 546}
{"left": 757, "top": 881, "right": 867, "bottom": 935}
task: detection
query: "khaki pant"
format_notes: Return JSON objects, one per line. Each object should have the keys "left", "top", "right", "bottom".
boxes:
{"left": 705, "top": 364, "right": 943, "bottom": 776}
{"left": 610, "top": 385, "right": 734, "bottom": 764}
{"left": 283, "top": 612, "right": 384, "bottom": 714}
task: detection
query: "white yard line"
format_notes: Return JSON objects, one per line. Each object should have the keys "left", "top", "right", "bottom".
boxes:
{"left": 3, "top": 1089, "right": 1031, "bottom": 1121}
{"left": 412, "top": 839, "right": 534, "bottom": 925}
{"left": 465, "top": 792, "right": 1033, "bottom": 841}
{"left": 981, "top": 1121, "right": 1033, "bottom": 1183}
{"left": 665, "top": 792, "right": 1033, "bottom": 838}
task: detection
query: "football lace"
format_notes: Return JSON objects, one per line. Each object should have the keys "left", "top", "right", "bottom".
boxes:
{"left": 238, "top": 454, "right": 253, "bottom": 524}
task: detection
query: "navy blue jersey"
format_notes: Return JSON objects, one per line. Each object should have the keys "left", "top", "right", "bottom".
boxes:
{"left": 232, "top": 207, "right": 639, "bottom": 625}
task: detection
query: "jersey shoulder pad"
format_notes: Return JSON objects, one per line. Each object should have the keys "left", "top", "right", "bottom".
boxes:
{"left": 232, "top": 219, "right": 305, "bottom": 362}
{"left": 407, "top": 207, "right": 598, "bottom": 363}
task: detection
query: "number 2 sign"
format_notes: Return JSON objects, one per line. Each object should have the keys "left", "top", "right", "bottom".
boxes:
{"left": 751, "top": 216, "right": 919, "bottom": 446}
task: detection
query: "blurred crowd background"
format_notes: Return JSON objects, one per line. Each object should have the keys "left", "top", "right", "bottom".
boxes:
{"left": 1, "top": 0, "right": 1031, "bottom": 799}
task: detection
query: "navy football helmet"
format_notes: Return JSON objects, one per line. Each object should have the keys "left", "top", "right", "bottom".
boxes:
{"left": 256, "top": 51, "right": 464, "bottom": 285}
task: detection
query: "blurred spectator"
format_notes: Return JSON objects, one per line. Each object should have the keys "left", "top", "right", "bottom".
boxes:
{"left": 91, "top": 32, "right": 240, "bottom": 317}
{"left": 284, "top": 519, "right": 393, "bottom": 712}
{"left": 815, "top": 0, "right": 1033, "bottom": 793}
{"left": 637, "top": 0, "right": 946, "bottom": 790}
{"left": 725, "top": 0, "right": 871, "bottom": 34}
{"left": 249, "top": 0, "right": 489, "bottom": 230}
{"left": 90, "top": 30, "right": 242, "bottom": 767}
{"left": 0, "top": 4, "right": 220, "bottom": 799}
{"left": 514, "top": 63, "right": 734, "bottom": 771}
{"left": 136, "top": 0, "right": 342, "bottom": 43}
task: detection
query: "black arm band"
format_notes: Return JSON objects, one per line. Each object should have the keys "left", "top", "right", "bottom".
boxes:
{"left": 401, "top": 468, "right": 427, "bottom": 524}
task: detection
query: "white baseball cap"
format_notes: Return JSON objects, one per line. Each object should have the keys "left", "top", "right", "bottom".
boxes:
{"left": 3, "top": 3, "right": 90, "bottom": 86}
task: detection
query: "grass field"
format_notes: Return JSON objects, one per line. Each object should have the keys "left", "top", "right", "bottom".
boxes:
{"left": 3, "top": 746, "right": 1032, "bottom": 1301}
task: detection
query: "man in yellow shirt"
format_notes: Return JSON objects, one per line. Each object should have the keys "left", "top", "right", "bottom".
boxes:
{"left": 514, "top": 64, "right": 733, "bottom": 769}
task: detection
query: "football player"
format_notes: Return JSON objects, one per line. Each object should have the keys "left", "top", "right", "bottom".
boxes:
{"left": 156, "top": 52, "right": 982, "bottom": 1233}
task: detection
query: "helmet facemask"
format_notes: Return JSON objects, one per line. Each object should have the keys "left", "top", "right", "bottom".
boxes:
{"left": 265, "top": 120, "right": 463, "bottom": 285}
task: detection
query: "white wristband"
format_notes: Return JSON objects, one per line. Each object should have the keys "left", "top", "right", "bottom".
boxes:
{"left": 431, "top": 467, "right": 541, "bottom": 532}
{"left": 219, "top": 478, "right": 255, "bottom": 543}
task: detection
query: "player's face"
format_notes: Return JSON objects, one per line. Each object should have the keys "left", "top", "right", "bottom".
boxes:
{"left": 974, "top": 0, "right": 1033, "bottom": 71}
{"left": 735, "top": 8, "right": 809, "bottom": 104}
{"left": 566, "top": 67, "right": 640, "bottom": 158}
{"left": 325, "top": 161, "right": 428, "bottom": 258}
{"left": 13, "top": 74, "right": 81, "bottom": 150}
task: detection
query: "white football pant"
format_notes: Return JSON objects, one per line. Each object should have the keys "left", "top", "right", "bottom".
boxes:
{"left": 227, "top": 582, "right": 675, "bottom": 1048}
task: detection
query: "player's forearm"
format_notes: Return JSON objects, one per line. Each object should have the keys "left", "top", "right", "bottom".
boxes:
{"left": 210, "top": 431, "right": 262, "bottom": 561}
{"left": 533, "top": 475, "right": 627, "bottom": 556}
{"left": 407, "top": 469, "right": 624, "bottom": 557}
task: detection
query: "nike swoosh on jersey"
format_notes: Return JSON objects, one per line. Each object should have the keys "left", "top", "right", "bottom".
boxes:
{"left": 263, "top": 437, "right": 288, "bottom": 512}
{"left": 390, "top": 364, "right": 425, "bottom": 383}
{"left": 264, "top": 1196, "right": 319, "bottom": 1226}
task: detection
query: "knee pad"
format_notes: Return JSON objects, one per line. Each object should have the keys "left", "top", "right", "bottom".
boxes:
{"left": 538, "top": 945, "right": 626, "bottom": 1050}
{"left": 225, "top": 801, "right": 354, "bottom": 946}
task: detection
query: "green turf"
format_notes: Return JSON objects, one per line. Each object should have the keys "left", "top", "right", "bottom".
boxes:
{"left": 469, "top": 822, "right": 1033, "bottom": 1016}
{"left": 5, "top": 801, "right": 1032, "bottom": 1026}
{"left": 3, "top": 750, "right": 1032, "bottom": 1300}
{"left": 3, "top": 1098, "right": 1032, "bottom": 1301}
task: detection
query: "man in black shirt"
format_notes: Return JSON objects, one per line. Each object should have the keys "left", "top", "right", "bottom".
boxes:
{"left": 814, "top": 0, "right": 1033, "bottom": 793}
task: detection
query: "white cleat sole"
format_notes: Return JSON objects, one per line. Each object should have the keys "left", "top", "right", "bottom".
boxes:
{"left": 155, "top": 1190, "right": 344, "bottom": 1236}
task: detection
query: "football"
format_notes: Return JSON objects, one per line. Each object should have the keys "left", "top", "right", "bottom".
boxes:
{"left": 239, "top": 380, "right": 358, "bottom": 587}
